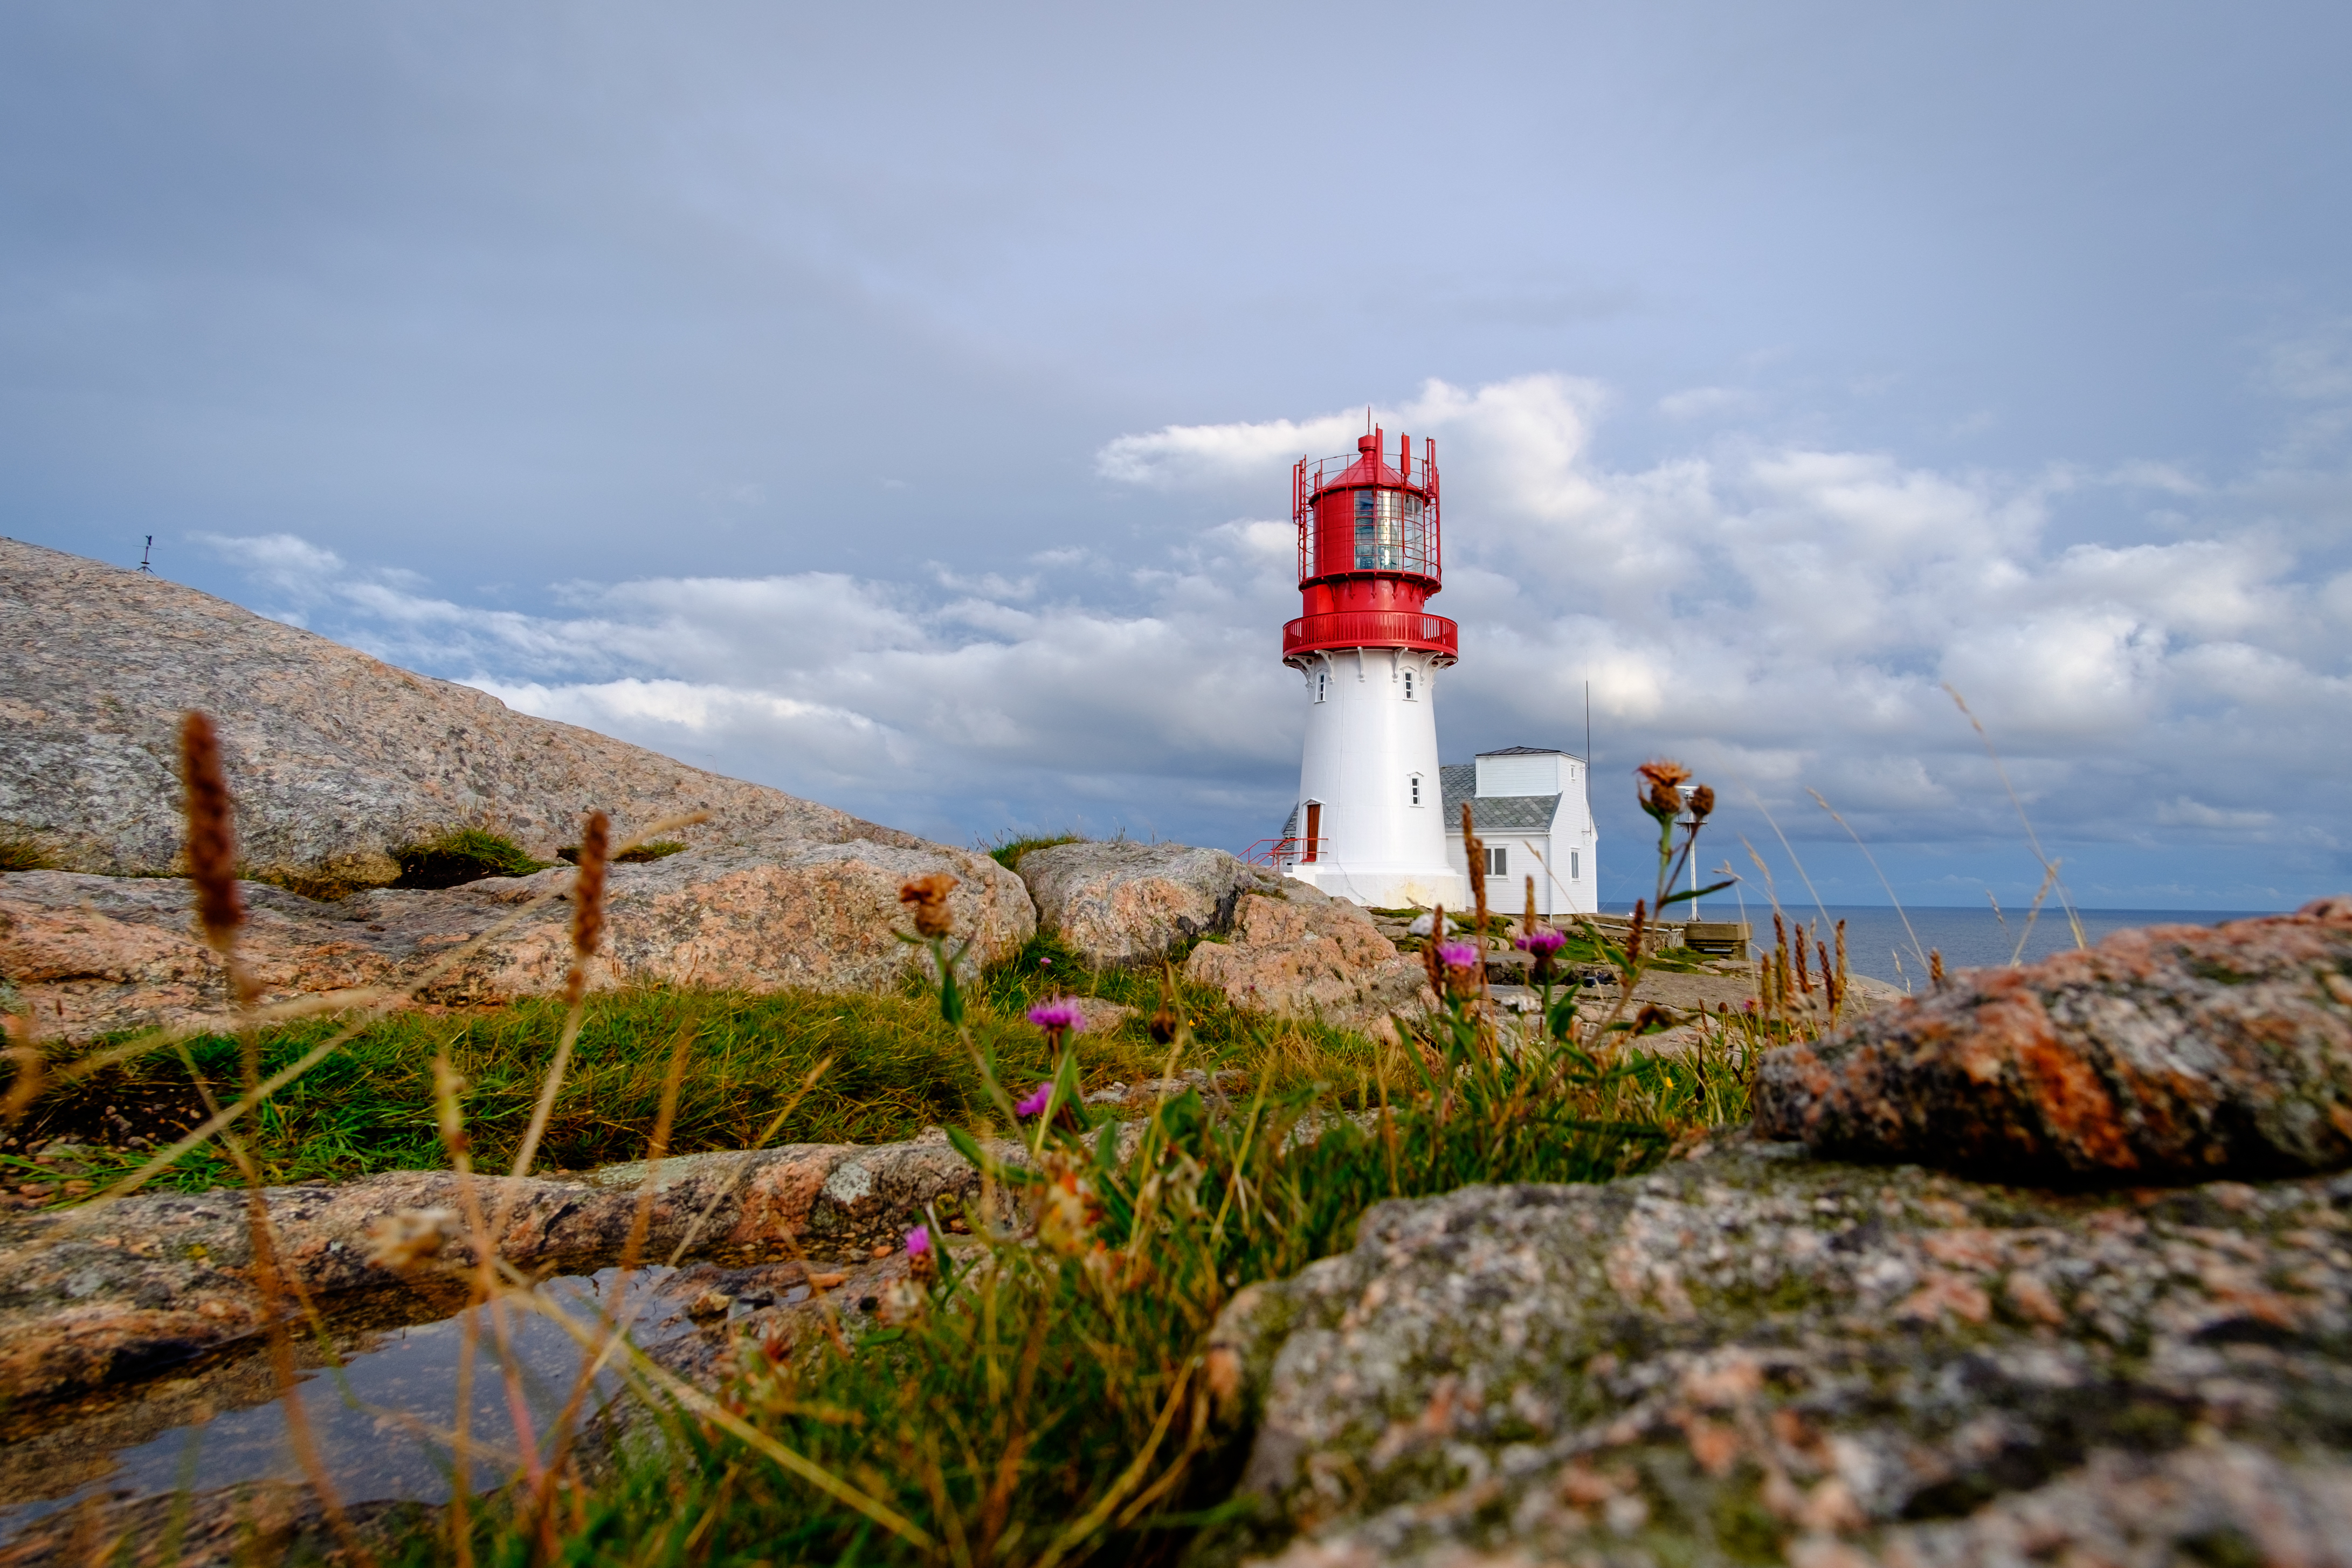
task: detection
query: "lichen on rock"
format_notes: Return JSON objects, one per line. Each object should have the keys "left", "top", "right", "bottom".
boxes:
{"left": 1015, "top": 840, "right": 1281, "bottom": 965}
{"left": 1183, "top": 885, "right": 1435, "bottom": 1034}
{"left": 1206, "top": 1138, "right": 2352, "bottom": 1568}
{"left": 1753, "top": 897, "right": 2352, "bottom": 1183}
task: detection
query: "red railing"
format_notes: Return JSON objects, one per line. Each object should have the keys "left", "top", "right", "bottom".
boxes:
{"left": 1294, "top": 438, "right": 1441, "bottom": 588}
{"left": 1283, "top": 611, "right": 1458, "bottom": 660}
{"left": 1244, "top": 836, "right": 1327, "bottom": 869}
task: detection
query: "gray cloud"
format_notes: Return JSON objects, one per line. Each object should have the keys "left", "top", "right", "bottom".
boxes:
{"left": 199, "top": 373, "right": 2352, "bottom": 908}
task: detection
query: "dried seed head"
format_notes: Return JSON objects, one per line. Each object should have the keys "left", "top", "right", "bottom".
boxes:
{"left": 898, "top": 873, "right": 958, "bottom": 938}
{"left": 565, "top": 810, "right": 609, "bottom": 1007}
{"left": 571, "top": 811, "right": 609, "bottom": 960}
{"left": 1147, "top": 1003, "right": 1181, "bottom": 1046}
{"left": 1686, "top": 784, "right": 1715, "bottom": 821}
{"left": 1929, "top": 949, "right": 1947, "bottom": 989}
{"left": 177, "top": 712, "right": 244, "bottom": 954}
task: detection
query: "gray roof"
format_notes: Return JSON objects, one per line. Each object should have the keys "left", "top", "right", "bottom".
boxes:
{"left": 1439, "top": 764, "right": 1561, "bottom": 833}
{"left": 1477, "top": 744, "right": 1584, "bottom": 760}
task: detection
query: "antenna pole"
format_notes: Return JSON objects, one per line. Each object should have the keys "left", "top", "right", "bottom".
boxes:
{"left": 139, "top": 536, "right": 154, "bottom": 573}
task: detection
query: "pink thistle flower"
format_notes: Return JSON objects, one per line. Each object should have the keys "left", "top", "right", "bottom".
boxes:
{"left": 1515, "top": 929, "right": 1567, "bottom": 957}
{"left": 1026, "top": 998, "right": 1087, "bottom": 1033}
{"left": 905, "top": 1225, "right": 931, "bottom": 1255}
{"left": 1435, "top": 940, "right": 1481, "bottom": 970}
{"left": 1015, "top": 1083, "right": 1053, "bottom": 1118}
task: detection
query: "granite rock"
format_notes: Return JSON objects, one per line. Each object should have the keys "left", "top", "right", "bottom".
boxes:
{"left": 0, "top": 537, "right": 926, "bottom": 886}
{"left": 0, "top": 1130, "right": 1019, "bottom": 1408}
{"left": 1183, "top": 886, "right": 1434, "bottom": 1035}
{"left": 0, "top": 841, "right": 1031, "bottom": 1041}
{"left": 1753, "top": 897, "right": 2352, "bottom": 1183}
{"left": 1016, "top": 840, "right": 1282, "bottom": 965}
{"left": 1208, "top": 1138, "right": 2352, "bottom": 1568}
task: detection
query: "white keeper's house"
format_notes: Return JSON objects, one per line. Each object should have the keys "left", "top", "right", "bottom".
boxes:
{"left": 1439, "top": 746, "right": 1599, "bottom": 917}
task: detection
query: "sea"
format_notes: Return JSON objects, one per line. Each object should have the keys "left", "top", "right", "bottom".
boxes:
{"left": 1602, "top": 903, "right": 2289, "bottom": 991}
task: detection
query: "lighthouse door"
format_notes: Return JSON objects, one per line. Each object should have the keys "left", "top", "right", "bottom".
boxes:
{"left": 1302, "top": 802, "right": 1322, "bottom": 862}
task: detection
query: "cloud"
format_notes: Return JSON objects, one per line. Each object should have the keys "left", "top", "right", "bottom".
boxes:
{"left": 201, "top": 372, "right": 2352, "bottom": 887}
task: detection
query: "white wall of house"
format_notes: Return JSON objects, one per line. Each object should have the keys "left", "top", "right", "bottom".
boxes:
{"left": 1440, "top": 750, "right": 1599, "bottom": 917}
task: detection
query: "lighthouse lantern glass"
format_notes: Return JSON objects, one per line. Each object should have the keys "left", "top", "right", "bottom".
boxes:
{"left": 1353, "top": 489, "right": 1427, "bottom": 573}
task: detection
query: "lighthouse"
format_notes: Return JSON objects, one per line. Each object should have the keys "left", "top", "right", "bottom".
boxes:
{"left": 1275, "top": 426, "right": 1467, "bottom": 910}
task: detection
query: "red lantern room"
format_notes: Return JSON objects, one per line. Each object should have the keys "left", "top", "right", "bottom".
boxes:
{"left": 1281, "top": 427, "right": 1458, "bottom": 668}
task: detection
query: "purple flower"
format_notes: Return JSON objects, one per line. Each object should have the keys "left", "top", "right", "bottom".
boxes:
{"left": 1015, "top": 1082, "right": 1054, "bottom": 1118}
{"left": 905, "top": 1225, "right": 931, "bottom": 1256}
{"left": 1027, "top": 998, "right": 1087, "bottom": 1033}
{"left": 1516, "top": 929, "right": 1567, "bottom": 957}
{"left": 1435, "top": 940, "right": 1481, "bottom": 970}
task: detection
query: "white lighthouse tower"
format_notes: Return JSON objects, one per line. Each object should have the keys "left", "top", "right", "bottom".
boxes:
{"left": 1275, "top": 427, "right": 1467, "bottom": 910}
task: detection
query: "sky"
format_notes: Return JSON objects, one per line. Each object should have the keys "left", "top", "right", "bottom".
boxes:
{"left": 4, "top": 1, "right": 2349, "bottom": 910}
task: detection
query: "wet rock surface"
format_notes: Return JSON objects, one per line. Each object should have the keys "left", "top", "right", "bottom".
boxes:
{"left": 1208, "top": 1137, "right": 2352, "bottom": 1568}
{"left": 1754, "top": 898, "right": 2352, "bottom": 1183}
{"left": 1, "top": 842, "right": 1030, "bottom": 1042}
{"left": 0, "top": 1131, "right": 1017, "bottom": 1410}
{"left": 1016, "top": 841, "right": 1281, "bottom": 965}
{"left": 1184, "top": 886, "right": 1433, "bottom": 1034}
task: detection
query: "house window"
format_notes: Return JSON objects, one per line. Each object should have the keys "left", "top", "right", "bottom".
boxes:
{"left": 1570, "top": 851, "right": 1580, "bottom": 881}
{"left": 1402, "top": 668, "right": 1415, "bottom": 700}
{"left": 1409, "top": 773, "right": 1423, "bottom": 806}
{"left": 1485, "top": 846, "right": 1508, "bottom": 876}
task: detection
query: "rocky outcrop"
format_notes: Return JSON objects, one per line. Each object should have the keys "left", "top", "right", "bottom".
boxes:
{"left": 0, "top": 537, "right": 914, "bottom": 887}
{"left": 1184, "top": 886, "right": 1433, "bottom": 1034}
{"left": 1754, "top": 897, "right": 2352, "bottom": 1183}
{"left": 0, "top": 537, "right": 1036, "bottom": 1035}
{"left": 1016, "top": 840, "right": 1280, "bottom": 965}
{"left": 0, "top": 1131, "right": 1008, "bottom": 1408}
{"left": 0, "top": 842, "right": 1031, "bottom": 1040}
{"left": 1209, "top": 1137, "right": 2352, "bottom": 1568}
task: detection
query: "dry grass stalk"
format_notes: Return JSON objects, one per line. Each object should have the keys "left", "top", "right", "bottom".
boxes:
{"left": 1459, "top": 804, "right": 1492, "bottom": 1007}
{"left": 524, "top": 1022, "right": 696, "bottom": 1545}
{"left": 565, "top": 809, "right": 609, "bottom": 1010}
{"left": 178, "top": 711, "right": 258, "bottom": 1010}
{"left": 176, "top": 710, "right": 374, "bottom": 1565}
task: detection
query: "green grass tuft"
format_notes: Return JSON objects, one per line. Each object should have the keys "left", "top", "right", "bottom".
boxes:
{"left": 391, "top": 826, "right": 553, "bottom": 888}
{"left": 985, "top": 831, "right": 1083, "bottom": 872}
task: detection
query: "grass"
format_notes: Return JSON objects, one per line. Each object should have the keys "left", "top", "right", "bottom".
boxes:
{"left": 394, "top": 826, "right": 555, "bottom": 889}
{"left": 6, "top": 753, "right": 1792, "bottom": 1568}
{"left": 0, "top": 824, "right": 57, "bottom": 872}
{"left": 1, "top": 938, "right": 1387, "bottom": 1201}
{"left": 985, "top": 832, "right": 1084, "bottom": 873}
{"left": 420, "top": 945, "right": 1751, "bottom": 1568}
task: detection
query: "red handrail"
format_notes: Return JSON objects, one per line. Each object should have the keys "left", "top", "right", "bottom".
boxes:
{"left": 1283, "top": 611, "right": 1458, "bottom": 660}
{"left": 1244, "top": 836, "right": 1328, "bottom": 869}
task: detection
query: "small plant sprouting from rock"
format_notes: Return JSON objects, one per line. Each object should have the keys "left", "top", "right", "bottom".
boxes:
{"left": 0, "top": 825, "right": 57, "bottom": 873}
{"left": 390, "top": 825, "right": 551, "bottom": 888}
